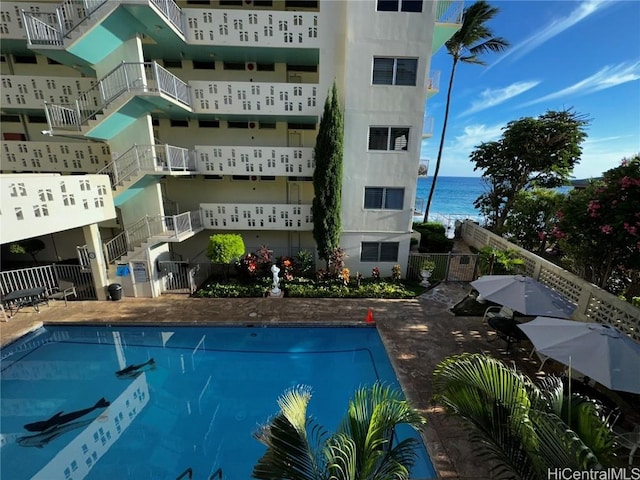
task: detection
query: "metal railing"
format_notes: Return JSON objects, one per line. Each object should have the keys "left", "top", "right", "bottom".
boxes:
{"left": 435, "top": 0, "right": 464, "bottom": 24}
{"left": 98, "top": 144, "right": 195, "bottom": 190}
{"left": 428, "top": 70, "right": 441, "bottom": 91}
{"left": 422, "top": 115, "right": 434, "bottom": 138}
{"left": 45, "top": 61, "right": 191, "bottom": 130}
{"left": 150, "top": 0, "right": 184, "bottom": 34}
{"left": 104, "top": 232, "right": 129, "bottom": 264}
{"left": 120, "top": 210, "right": 202, "bottom": 256}
{"left": 22, "top": 12, "right": 63, "bottom": 46}
{"left": 0, "top": 264, "right": 96, "bottom": 300}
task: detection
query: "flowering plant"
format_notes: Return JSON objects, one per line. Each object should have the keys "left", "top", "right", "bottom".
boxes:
{"left": 371, "top": 267, "right": 380, "bottom": 282}
{"left": 280, "top": 256, "right": 295, "bottom": 281}
{"left": 391, "top": 264, "right": 402, "bottom": 281}
{"left": 340, "top": 268, "right": 350, "bottom": 286}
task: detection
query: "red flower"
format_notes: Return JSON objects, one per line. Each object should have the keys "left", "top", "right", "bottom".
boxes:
{"left": 600, "top": 224, "right": 613, "bottom": 234}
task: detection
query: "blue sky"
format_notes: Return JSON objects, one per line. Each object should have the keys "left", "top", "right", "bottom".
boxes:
{"left": 422, "top": 0, "right": 640, "bottom": 179}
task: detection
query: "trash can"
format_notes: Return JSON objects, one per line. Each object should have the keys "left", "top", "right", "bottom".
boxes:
{"left": 108, "top": 283, "right": 122, "bottom": 301}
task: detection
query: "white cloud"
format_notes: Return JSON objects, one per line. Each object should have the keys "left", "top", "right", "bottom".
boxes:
{"left": 420, "top": 122, "right": 505, "bottom": 175}
{"left": 487, "top": 0, "right": 614, "bottom": 70}
{"left": 460, "top": 81, "right": 540, "bottom": 116}
{"left": 520, "top": 60, "right": 640, "bottom": 106}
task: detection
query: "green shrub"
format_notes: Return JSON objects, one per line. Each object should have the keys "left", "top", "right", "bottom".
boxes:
{"left": 206, "top": 234, "right": 245, "bottom": 264}
{"left": 412, "top": 221, "right": 446, "bottom": 236}
{"left": 413, "top": 222, "right": 453, "bottom": 253}
{"left": 195, "top": 282, "right": 266, "bottom": 298}
{"left": 478, "top": 246, "right": 525, "bottom": 275}
{"left": 286, "top": 280, "right": 417, "bottom": 299}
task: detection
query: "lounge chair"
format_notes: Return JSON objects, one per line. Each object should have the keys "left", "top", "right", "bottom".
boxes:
{"left": 48, "top": 280, "right": 77, "bottom": 306}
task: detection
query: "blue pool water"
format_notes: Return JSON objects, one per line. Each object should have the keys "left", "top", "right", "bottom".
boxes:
{"left": 0, "top": 326, "right": 436, "bottom": 479}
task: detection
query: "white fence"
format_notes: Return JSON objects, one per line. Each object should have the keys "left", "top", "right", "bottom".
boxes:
{"left": 461, "top": 221, "right": 640, "bottom": 342}
{"left": 0, "top": 263, "right": 97, "bottom": 300}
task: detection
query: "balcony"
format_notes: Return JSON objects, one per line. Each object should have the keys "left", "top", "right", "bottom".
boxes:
{"left": 427, "top": 70, "right": 440, "bottom": 98}
{"left": 0, "top": 75, "right": 98, "bottom": 112}
{"left": 433, "top": 0, "right": 464, "bottom": 53}
{"left": 1, "top": 140, "right": 110, "bottom": 174}
{"left": 183, "top": 8, "right": 319, "bottom": 49}
{"left": 98, "top": 144, "right": 196, "bottom": 204}
{"left": 422, "top": 115, "right": 434, "bottom": 138}
{"left": 44, "top": 61, "right": 192, "bottom": 139}
{"left": 195, "top": 146, "right": 314, "bottom": 177}
{"left": 0, "top": 173, "right": 116, "bottom": 244}
{"left": 20, "top": 0, "right": 184, "bottom": 65}
{"left": 190, "top": 81, "right": 319, "bottom": 117}
{"left": 201, "top": 203, "right": 313, "bottom": 231}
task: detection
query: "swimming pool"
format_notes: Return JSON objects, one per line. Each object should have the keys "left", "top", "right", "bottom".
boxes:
{"left": 1, "top": 325, "right": 436, "bottom": 479}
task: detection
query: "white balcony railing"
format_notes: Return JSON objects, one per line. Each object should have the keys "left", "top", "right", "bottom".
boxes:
{"left": 44, "top": 61, "right": 191, "bottom": 130}
{"left": 1, "top": 75, "right": 98, "bottom": 111}
{"left": 422, "top": 115, "right": 434, "bottom": 138}
{"left": 98, "top": 144, "right": 196, "bottom": 190}
{"left": 195, "top": 146, "right": 314, "bottom": 177}
{"left": 183, "top": 8, "right": 319, "bottom": 48}
{"left": 125, "top": 210, "right": 203, "bottom": 252}
{"left": 201, "top": 203, "right": 313, "bottom": 231}
{"left": 190, "top": 81, "right": 319, "bottom": 116}
{"left": 435, "top": 0, "right": 464, "bottom": 24}
{"left": 1, "top": 140, "right": 110, "bottom": 173}
{"left": 427, "top": 70, "right": 440, "bottom": 92}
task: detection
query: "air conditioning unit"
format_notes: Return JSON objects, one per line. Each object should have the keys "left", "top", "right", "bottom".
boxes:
{"left": 249, "top": 121, "right": 257, "bottom": 129}
{"left": 245, "top": 62, "right": 256, "bottom": 71}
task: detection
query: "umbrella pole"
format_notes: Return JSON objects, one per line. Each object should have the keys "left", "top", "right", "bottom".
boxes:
{"left": 568, "top": 356, "right": 572, "bottom": 430}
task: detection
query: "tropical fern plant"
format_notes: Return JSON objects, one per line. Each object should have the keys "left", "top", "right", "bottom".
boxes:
{"left": 432, "top": 353, "right": 615, "bottom": 479}
{"left": 252, "top": 383, "right": 427, "bottom": 480}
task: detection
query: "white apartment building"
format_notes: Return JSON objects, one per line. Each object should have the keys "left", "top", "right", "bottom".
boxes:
{"left": 0, "top": 0, "right": 462, "bottom": 298}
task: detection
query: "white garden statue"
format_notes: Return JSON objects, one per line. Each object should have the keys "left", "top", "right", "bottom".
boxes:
{"left": 270, "top": 264, "right": 281, "bottom": 297}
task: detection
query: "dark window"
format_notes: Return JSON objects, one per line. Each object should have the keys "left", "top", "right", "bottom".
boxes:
{"left": 287, "top": 64, "right": 318, "bottom": 72}
{"left": 254, "top": 0, "right": 273, "bottom": 6}
{"left": 193, "top": 60, "right": 216, "bottom": 69}
{"left": 288, "top": 176, "right": 313, "bottom": 182}
{"left": 14, "top": 55, "right": 37, "bottom": 64}
{"left": 377, "top": 0, "right": 422, "bottom": 11}
{"left": 187, "top": 0, "right": 210, "bottom": 3}
{"left": 259, "top": 122, "right": 276, "bottom": 129}
{"left": 220, "top": 0, "right": 242, "bottom": 5}
{"left": 364, "top": 187, "right": 404, "bottom": 210}
{"left": 288, "top": 122, "right": 316, "bottom": 130}
{"left": 227, "top": 121, "right": 248, "bottom": 128}
{"left": 285, "top": 0, "right": 318, "bottom": 8}
{"left": 257, "top": 63, "right": 275, "bottom": 71}
{"left": 164, "top": 60, "right": 182, "bottom": 68}
{"left": 223, "top": 62, "right": 245, "bottom": 70}
{"left": 232, "top": 175, "right": 250, "bottom": 180}
{"left": 0, "top": 55, "right": 6, "bottom": 62}
{"left": 260, "top": 176, "right": 276, "bottom": 181}
{"left": 1, "top": 115, "right": 20, "bottom": 123}
{"left": 360, "top": 242, "right": 399, "bottom": 262}
{"left": 368, "top": 127, "right": 409, "bottom": 151}
{"left": 27, "top": 115, "right": 47, "bottom": 124}
{"left": 199, "top": 120, "right": 220, "bottom": 128}
{"left": 204, "top": 175, "right": 223, "bottom": 179}
{"left": 170, "top": 119, "right": 189, "bottom": 127}
{"left": 372, "top": 57, "right": 417, "bottom": 86}
{"left": 377, "top": 0, "right": 399, "bottom": 11}
{"left": 151, "top": 118, "right": 160, "bottom": 126}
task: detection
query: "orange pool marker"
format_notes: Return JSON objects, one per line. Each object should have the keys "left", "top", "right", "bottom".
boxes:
{"left": 365, "top": 308, "right": 375, "bottom": 323}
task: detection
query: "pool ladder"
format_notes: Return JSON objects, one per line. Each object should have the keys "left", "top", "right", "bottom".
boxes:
{"left": 176, "top": 467, "right": 222, "bottom": 480}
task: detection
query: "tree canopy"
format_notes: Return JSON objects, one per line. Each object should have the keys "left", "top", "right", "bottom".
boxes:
{"left": 472, "top": 109, "right": 589, "bottom": 233}
{"left": 312, "top": 82, "right": 344, "bottom": 265}
{"left": 553, "top": 155, "right": 640, "bottom": 289}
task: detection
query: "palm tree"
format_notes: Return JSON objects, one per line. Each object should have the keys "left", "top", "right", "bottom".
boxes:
{"left": 433, "top": 353, "right": 616, "bottom": 479}
{"left": 423, "top": 1, "right": 509, "bottom": 223}
{"left": 252, "top": 383, "right": 426, "bottom": 479}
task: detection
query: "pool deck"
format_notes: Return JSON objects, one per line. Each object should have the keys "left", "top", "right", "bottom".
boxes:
{"left": 0, "top": 282, "right": 528, "bottom": 479}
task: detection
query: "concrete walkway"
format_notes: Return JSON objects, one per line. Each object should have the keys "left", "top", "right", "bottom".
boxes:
{"left": 1, "top": 282, "right": 524, "bottom": 479}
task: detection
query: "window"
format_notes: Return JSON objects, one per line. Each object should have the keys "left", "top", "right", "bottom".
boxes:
{"left": 377, "top": 0, "right": 422, "bottom": 12}
{"left": 163, "top": 60, "right": 182, "bottom": 68}
{"left": 199, "top": 120, "right": 220, "bottom": 128}
{"left": 259, "top": 122, "right": 276, "bottom": 129}
{"left": 372, "top": 57, "right": 417, "bottom": 86}
{"left": 193, "top": 60, "right": 216, "bottom": 69}
{"left": 360, "top": 242, "right": 399, "bottom": 262}
{"left": 368, "top": 127, "right": 409, "bottom": 151}
{"left": 14, "top": 54, "right": 37, "bottom": 64}
{"left": 228, "top": 121, "right": 249, "bottom": 129}
{"left": 257, "top": 63, "right": 275, "bottom": 71}
{"left": 223, "top": 62, "right": 245, "bottom": 70}
{"left": 170, "top": 119, "right": 189, "bottom": 127}
{"left": 364, "top": 187, "right": 404, "bottom": 210}
{"left": 288, "top": 122, "right": 316, "bottom": 130}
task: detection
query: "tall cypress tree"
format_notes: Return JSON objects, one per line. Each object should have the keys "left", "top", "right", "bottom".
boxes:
{"left": 312, "top": 82, "right": 343, "bottom": 267}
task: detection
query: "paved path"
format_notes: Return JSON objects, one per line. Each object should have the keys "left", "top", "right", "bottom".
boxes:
{"left": 1, "top": 282, "right": 523, "bottom": 479}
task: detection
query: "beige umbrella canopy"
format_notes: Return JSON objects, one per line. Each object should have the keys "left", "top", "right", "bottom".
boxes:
{"left": 470, "top": 275, "right": 576, "bottom": 318}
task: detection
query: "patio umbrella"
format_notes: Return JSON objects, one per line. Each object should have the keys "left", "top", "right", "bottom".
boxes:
{"left": 518, "top": 317, "right": 640, "bottom": 394}
{"left": 470, "top": 274, "right": 576, "bottom": 318}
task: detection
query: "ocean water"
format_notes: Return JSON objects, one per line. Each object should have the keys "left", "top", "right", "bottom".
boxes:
{"left": 414, "top": 176, "right": 485, "bottom": 221}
